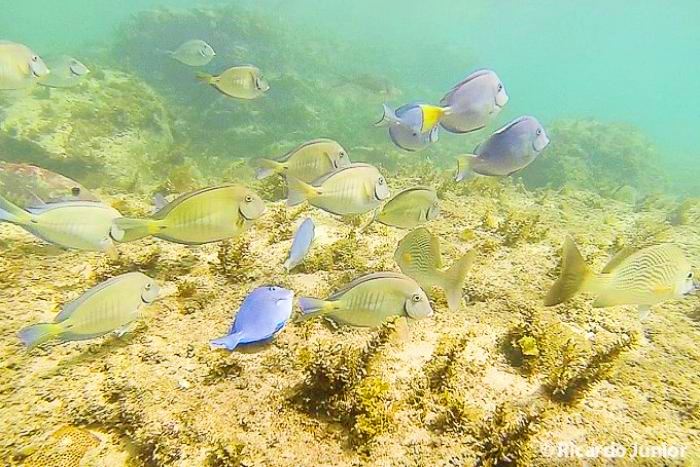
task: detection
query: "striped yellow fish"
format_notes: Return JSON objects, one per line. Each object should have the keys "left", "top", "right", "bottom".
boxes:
{"left": 111, "top": 184, "right": 265, "bottom": 244}
{"left": 18, "top": 272, "right": 160, "bottom": 349}
{"left": 286, "top": 163, "right": 390, "bottom": 216}
{"left": 298, "top": 272, "right": 433, "bottom": 327}
{"left": 253, "top": 139, "right": 350, "bottom": 181}
{"left": 544, "top": 237, "right": 696, "bottom": 319}
{"left": 394, "top": 227, "right": 475, "bottom": 311}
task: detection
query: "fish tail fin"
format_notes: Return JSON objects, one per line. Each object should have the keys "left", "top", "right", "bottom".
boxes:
{"left": 421, "top": 104, "right": 448, "bottom": 132}
{"left": 196, "top": 73, "right": 214, "bottom": 84}
{"left": 110, "top": 218, "right": 161, "bottom": 243}
{"left": 286, "top": 176, "right": 320, "bottom": 207}
{"left": 374, "top": 103, "right": 398, "bottom": 127}
{"left": 253, "top": 158, "right": 286, "bottom": 180}
{"left": 210, "top": 331, "right": 244, "bottom": 351}
{"left": 296, "top": 297, "right": 335, "bottom": 321}
{"left": 544, "top": 237, "right": 597, "bottom": 306}
{"left": 441, "top": 250, "right": 476, "bottom": 311}
{"left": 454, "top": 155, "right": 477, "bottom": 182}
{"left": 359, "top": 208, "right": 380, "bottom": 232}
{"left": 0, "top": 194, "right": 31, "bottom": 225}
{"left": 18, "top": 323, "right": 61, "bottom": 349}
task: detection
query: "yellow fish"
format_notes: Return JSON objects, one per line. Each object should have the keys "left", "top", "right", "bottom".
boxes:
{"left": 374, "top": 186, "right": 440, "bottom": 229}
{"left": 0, "top": 41, "right": 49, "bottom": 90}
{"left": 197, "top": 65, "right": 269, "bottom": 99}
{"left": 111, "top": 184, "right": 265, "bottom": 244}
{"left": 253, "top": 138, "right": 350, "bottom": 181}
{"left": 545, "top": 237, "right": 696, "bottom": 319}
{"left": 18, "top": 272, "right": 159, "bottom": 349}
{"left": 394, "top": 227, "right": 475, "bottom": 311}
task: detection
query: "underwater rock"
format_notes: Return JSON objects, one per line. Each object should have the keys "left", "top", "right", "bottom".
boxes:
{"left": 521, "top": 119, "right": 666, "bottom": 196}
{"left": 0, "top": 70, "right": 173, "bottom": 191}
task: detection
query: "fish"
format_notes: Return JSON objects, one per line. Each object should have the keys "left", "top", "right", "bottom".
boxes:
{"left": 376, "top": 103, "right": 447, "bottom": 134}
{"left": 210, "top": 286, "right": 294, "bottom": 351}
{"left": 374, "top": 187, "right": 440, "bottom": 229}
{"left": 253, "top": 139, "right": 350, "bottom": 181}
{"left": 455, "top": 116, "right": 550, "bottom": 180}
{"left": 18, "top": 272, "right": 160, "bottom": 349}
{"left": 0, "top": 41, "right": 49, "bottom": 90}
{"left": 439, "top": 69, "right": 508, "bottom": 134}
{"left": 377, "top": 103, "right": 441, "bottom": 151}
{"left": 284, "top": 217, "right": 315, "bottom": 271}
{"left": 38, "top": 56, "right": 89, "bottom": 88}
{"left": 335, "top": 73, "right": 400, "bottom": 96}
{"left": 298, "top": 272, "right": 433, "bottom": 327}
{"left": 394, "top": 227, "right": 475, "bottom": 311}
{"left": 165, "top": 39, "right": 216, "bottom": 66}
{"left": 544, "top": 237, "right": 696, "bottom": 319}
{"left": 197, "top": 65, "right": 269, "bottom": 99}
{"left": 286, "top": 163, "right": 390, "bottom": 216}
{"left": 0, "top": 162, "right": 99, "bottom": 209}
{"left": 110, "top": 184, "right": 265, "bottom": 245}
{"left": 0, "top": 194, "right": 121, "bottom": 255}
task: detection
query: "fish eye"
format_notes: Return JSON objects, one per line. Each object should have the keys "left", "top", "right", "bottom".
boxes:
{"left": 145, "top": 283, "right": 152, "bottom": 290}
{"left": 31, "top": 55, "right": 39, "bottom": 62}
{"left": 497, "top": 83, "right": 503, "bottom": 91}
{"left": 411, "top": 294, "right": 422, "bottom": 303}
{"left": 268, "top": 286, "right": 276, "bottom": 291}
{"left": 688, "top": 272, "right": 694, "bottom": 279}
{"left": 245, "top": 195, "right": 253, "bottom": 202}
{"left": 536, "top": 128, "right": 542, "bottom": 136}
{"left": 378, "top": 177, "right": 385, "bottom": 185}
{"left": 339, "top": 151, "right": 346, "bottom": 158}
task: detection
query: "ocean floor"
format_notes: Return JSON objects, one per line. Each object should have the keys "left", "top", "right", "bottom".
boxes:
{"left": 1, "top": 175, "right": 699, "bottom": 466}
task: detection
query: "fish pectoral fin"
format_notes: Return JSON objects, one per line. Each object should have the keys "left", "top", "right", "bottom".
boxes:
{"left": 652, "top": 285, "right": 672, "bottom": 295}
{"left": 114, "top": 322, "right": 138, "bottom": 337}
{"left": 638, "top": 305, "right": 652, "bottom": 321}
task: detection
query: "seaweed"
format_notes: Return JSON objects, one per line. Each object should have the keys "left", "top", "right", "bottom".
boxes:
{"left": 297, "top": 229, "right": 367, "bottom": 273}
{"left": 212, "top": 236, "right": 257, "bottom": 283}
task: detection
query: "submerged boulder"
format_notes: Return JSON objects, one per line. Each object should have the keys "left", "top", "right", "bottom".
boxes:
{"left": 0, "top": 70, "right": 173, "bottom": 191}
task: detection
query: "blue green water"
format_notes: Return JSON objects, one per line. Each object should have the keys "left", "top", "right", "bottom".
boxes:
{"left": 5, "top": 1, "right": 698, "bottom": 158}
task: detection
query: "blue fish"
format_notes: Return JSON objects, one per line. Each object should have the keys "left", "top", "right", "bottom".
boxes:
{"left": 455, "top": 116, "right": 550, "bottom": 180}
{"left": 284, "top": 217, "right": 315, "bottom": 271}
{"left": 210, "top": 286, "right": 294, "bottom": 351}
{"left": 377, "top": 103, "right": 440, "bottom": 152}
{"left": 440, "top": 69, "right": 508, "bottom": 134}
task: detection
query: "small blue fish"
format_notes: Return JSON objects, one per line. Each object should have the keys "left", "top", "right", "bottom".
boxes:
{"left": 377, "top": 103, "right": 440, "bottom": 152}
{"left": 440, "top": 69, "right": 508, "bottom": 134}
{"left": 455, "top": 116, "right": 550, "bottom": 180}
{"left": 284, "top": 217, "right": 315, "bottom": 271}
{"left": 210, "top": 286, "right": 294, "bottom": 351}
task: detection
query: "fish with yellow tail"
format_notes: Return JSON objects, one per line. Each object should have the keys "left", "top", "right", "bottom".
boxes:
{"left": 544, "top": 237, "right": 696, "bottom": 319}
{"left": 110, "top": 184, "right": 265, "bottom": 245}
{"left": 253, "top": 138, "right": 350, "bottom": 181}
{"left": 394, "top": 227, "right": 475, "bottom": 311}
{"left": 197, "top": 65, "right": 269, "bottom": 99}
{"left": 0, "top": 194, "right": 120, "bottom": 257}
{"left": 286, "top": 163, "right": 390, "bottom": 216}
{"left": 18, "top": 272, "right": 160, "bottom": 350}
{"left": 298, "top": 272, "right": 433, "bottom": 327}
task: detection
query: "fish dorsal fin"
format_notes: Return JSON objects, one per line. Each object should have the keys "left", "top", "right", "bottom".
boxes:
{"left": 152, "top": 184, "right": 240, "bottom": 219}
{"left": 277, "top": 138, "right": 338, "bottom": 163}
{"left": 310, "top": 163, "right": 376, "bottom": 186}
{"left": 493, "top": 116, "right": 530, "bottom": 136}
{"left": 393, "top": 186, "right": 435, "bottom": 198}
{"left": 53, "top": 273, "right": 139, "bottom": 323}
{"left": 442, "top": 69, "right": 494, "bottom": 101}
{"left": 601, "top": 246, "right": 640, "bottom": 274}
{"left": 328, "top": 272, "right": 409, "bottom": 300}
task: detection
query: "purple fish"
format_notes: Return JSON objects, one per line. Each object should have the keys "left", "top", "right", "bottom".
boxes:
{"left": 440, "top": 69, "right": 508, "bottom": 134}
{"left": 284, "top": 217, "right": 315, "bottom": 271}
{"left": 455, "top": 116, "right": 550, "bottom": 180}
{"left": 210, "top": 286, "right": 294, "bottom": 351}
{"left": 377, "top": 103, "right": 439, "bottom": 152}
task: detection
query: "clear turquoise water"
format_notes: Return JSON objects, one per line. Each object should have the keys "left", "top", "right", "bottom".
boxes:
{"left": 3, "top": 1, "right": 698, "bottom": 189}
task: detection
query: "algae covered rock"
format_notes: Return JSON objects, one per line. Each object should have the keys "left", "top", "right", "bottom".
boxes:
{"left": 521, "top": 119, "right": 666, "bottom": 195}
{"left": 0, "top": 70, "right": 172, "bottom": 190}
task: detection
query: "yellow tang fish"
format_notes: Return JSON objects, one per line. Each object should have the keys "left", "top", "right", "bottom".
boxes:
{"left": 394, "top": 227, "right": 475, "bottom": 311}
{"left": 298, "top": 272, "right": 433, "bottom": 327}
{"left": 111, "top": 184, "right": 265, "bottom": 244}
{"left": 18, "top": 272, "right": 160, "bottom": 349}
{"left": 286, "top": 163, "right": 390, "bottom": 217}
{"left": 545, "top": 237, "right": 696, "bottom": 319}
{"left": 253, "top": 138, "right": 350, "bottom": 182}
{"left": 197, "top": 65, "right": 269, "bottom": 99}
{"left": 0, "top": 194, "right": 121, "bottom": 256}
